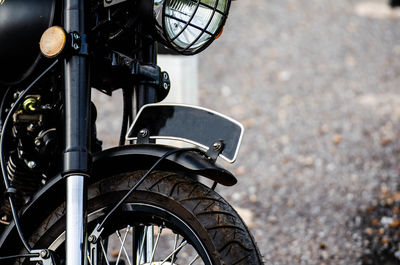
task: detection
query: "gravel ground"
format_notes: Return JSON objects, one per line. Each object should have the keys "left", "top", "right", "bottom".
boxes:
{"left": 94, "top": 0, "right": 400, "bottom": 264}
{"left": 197, "top": 0, "right": 400, "bottom": 264}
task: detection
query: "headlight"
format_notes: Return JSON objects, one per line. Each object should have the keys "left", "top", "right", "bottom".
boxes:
{"left": 155, "top": 0, "right": 231, "bottom": 55}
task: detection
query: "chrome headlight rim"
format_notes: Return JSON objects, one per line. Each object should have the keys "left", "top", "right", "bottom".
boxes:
{"left": 158, "top": 0, "right": 231, "bottom": 55}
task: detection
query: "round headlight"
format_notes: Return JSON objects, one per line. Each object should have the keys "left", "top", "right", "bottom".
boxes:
{"left": 156, "top": 0, "right": 231, "bottom": 55}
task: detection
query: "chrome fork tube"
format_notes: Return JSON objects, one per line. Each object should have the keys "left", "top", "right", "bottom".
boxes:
{"left": 66, "top": 175, "right": 87, "bottom": 265}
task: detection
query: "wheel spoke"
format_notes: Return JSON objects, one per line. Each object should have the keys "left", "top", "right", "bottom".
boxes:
{"left": 99, "top": 239, "right": 111, "bottom": 265}
{"left": 170, "top": 234, "right": 179, "bottom": 264}
{"left": 116, "top": 228, "right": 133, "bottom": 265}
{"left": 87, "top": 250, "right": 93, "bottom": 265}
{"left": 137, "top": 226, "right": 149, "bottom": 265}
{"left": 149, "top": 226, "right": 163, "bottom": 263}
{"left": 160, "top": 241, "right": 187, "bottom": 265}
{"left": 188, "top": 254, "right": 199, "bottom": 265}
{"left": 116, "top": 225, "right": 130, "bottom": 265}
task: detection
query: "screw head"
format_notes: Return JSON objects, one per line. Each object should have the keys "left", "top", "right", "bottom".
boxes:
{"left": 213, "top": 142, "right": 222, "bottom": 151}
{"left": 73, "top": 33, "right": 80, "bottom": 39}
{"left": 73, "top": 43, "right": 80, "bottom": 50}
{"left": 139, "top": 129, "right": 148, "bottom": 137}
{"left": 163, "top": 72, "right": 169, "bottom": 80}
{"left": 163, "top": 82, "right": 169, "bottom": 90}
{"left": 27, "top": 161, "right": 37, "bottom": 169}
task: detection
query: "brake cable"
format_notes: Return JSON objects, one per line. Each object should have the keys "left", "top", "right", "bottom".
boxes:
{"left": 0, "top": 60, "right": 59, "bottom": 254}
{"left": 0, "top": 253, "right": 40, "bottom": 261}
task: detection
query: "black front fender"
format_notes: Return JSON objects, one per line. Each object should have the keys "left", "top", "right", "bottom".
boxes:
{"left": 0, "top": 144, "right": 236, "bottom": 250}
{"left": 93, "top": 144, "right": 237, "bottom": 186}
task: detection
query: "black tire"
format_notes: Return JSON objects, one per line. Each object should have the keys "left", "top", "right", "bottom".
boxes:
{"left": 13, "top": 170, "right": 263, "bottom": 265}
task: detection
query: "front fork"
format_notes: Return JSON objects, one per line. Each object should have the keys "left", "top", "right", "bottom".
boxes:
{"left": 62, "top": 0, "right": 159, "bottom": 263}
{"left": 64, "top": 0, "right": 90, "bottom": 264}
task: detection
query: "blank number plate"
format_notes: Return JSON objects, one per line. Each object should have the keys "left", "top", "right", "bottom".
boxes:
{"left": 126, "top": 104, "right": 244, "bottom": 163}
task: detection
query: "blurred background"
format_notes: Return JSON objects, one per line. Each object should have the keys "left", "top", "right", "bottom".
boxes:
{"left": 95, "top": 0, "right": 400, "bottom": 264}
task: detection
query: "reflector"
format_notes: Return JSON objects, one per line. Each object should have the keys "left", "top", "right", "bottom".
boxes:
{"left": 39, "top": 26, "right": 66, "bottom": 58}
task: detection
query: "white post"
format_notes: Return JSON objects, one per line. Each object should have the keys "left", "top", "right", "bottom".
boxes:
{"left": 158, "top": 55, "right": 199, "bottom": 105}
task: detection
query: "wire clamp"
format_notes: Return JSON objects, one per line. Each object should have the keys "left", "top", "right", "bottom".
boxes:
{"left": 4, "top": 187, "right": 17, "bottom": 197}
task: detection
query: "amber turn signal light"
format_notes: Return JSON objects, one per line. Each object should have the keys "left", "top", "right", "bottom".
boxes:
{"left": 40, "top": 26, "right": 66, "bottom": 58}
{"left": 216, "top": 27, "right": 224, "bottom": 39}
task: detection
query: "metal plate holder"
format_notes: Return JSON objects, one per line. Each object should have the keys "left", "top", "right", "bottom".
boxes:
{"left": 126, "top": 104, "right": 244, "bottom": 163}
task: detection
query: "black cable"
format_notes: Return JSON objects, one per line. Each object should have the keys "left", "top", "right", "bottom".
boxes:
{"left": 0, "top": 87, "right": 12, "bottom": 131}
{"left": 97, "top": 147, "right": 200, "bottom": 230}
{"left": 0, "top": 60, "right": 59, "bottom": 252}
{"left": 127, "top": 88, "right": 133, "bottom": 127}
{"left": 0, "top": 253, "right": 39, "bottom": 261}
{"left": 119, "top": 88, "right": 131, "bottom": 146}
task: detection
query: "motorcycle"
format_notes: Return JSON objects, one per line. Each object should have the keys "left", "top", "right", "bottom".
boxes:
{"left": 0, "top": 0, "right": 262, "bottom": 264}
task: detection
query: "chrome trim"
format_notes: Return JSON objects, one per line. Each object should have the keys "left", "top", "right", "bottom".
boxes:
{"left": 125, "top": 103, "right": 245, "bottom": 163}
{"left": 66, "top": 175, "right": 86, "bottom": 265}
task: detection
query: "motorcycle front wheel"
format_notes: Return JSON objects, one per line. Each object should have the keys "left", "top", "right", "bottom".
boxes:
{"left": 17, "top": 170, "right": 263, "bottom": 265}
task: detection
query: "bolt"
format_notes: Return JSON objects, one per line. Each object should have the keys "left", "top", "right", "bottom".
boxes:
{"left": 73, "top": 33, "right": 80, "bottom": 39}
{"left": 163, "top": 72, "right": 169, "bottom": 80}
{"left": 34, "top": 139, "right": 41, "bottom": 146}
{"left": 163, "top": 82, "right": 169, "bottom": 90}
{"left": 73, "top": 43, "right": 80, "bottom": 50}
{"left": 139, "top": 129, "right": 148, "bottom": 138}
{"left": 40, "top": 249, "right": 49, "bottom": 259}
{"left": 1, "top": 215, "right": 7, "bottom": 221}
{"left": 213, "top": 142, "right": 222, "bottom": 151}
{"left": 27, "top": 161, "right": 37, "bottom": 169}
{"left": 88, "top": 235, "right": 97, "bottom": 243}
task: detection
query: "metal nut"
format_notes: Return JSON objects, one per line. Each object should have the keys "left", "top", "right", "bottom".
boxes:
{"left": 34, "top": 139, "right": 41, "bottom": 146}
{"left": 40, "top": 249, "right": 49, "bottom": 259}
{"left": 88, "top": 235, "right": 97, "bottom": 243}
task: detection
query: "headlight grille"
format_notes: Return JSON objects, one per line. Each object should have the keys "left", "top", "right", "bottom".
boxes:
{"left": 156, "top": 0, "right": 231, "bottom": 55}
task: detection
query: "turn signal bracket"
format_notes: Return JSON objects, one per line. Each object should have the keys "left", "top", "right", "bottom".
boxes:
{"left": 70, "top": 32, "right": 89, "bottom": 56}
